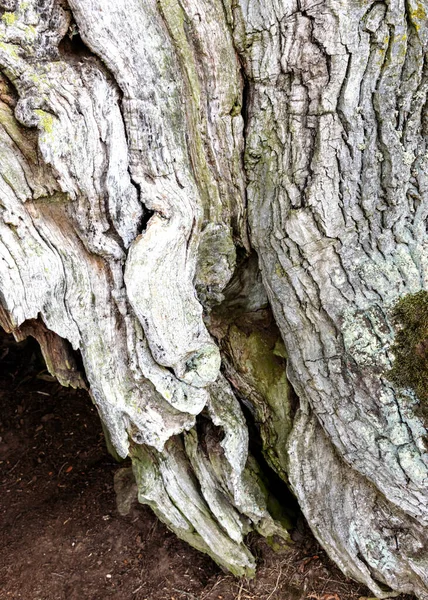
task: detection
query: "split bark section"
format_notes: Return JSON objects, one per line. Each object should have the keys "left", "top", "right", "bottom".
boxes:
{"left": 0, "top": 0, "right": 427, "bottom": 594}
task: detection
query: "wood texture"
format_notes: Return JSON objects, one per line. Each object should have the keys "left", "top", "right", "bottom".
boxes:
{"left": 0, "top": 0, "right": 427, "bottom": 593}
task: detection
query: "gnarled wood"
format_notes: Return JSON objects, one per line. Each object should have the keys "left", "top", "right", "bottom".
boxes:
{"left": 0, "top": 0, "right": 427, "bottom": 594}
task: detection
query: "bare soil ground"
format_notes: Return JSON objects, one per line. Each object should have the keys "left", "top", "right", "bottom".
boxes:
{"left": 0, "top": 334, "right": 409, "bottom": 600}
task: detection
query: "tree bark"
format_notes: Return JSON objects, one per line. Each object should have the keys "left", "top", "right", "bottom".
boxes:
{"left": 0, "top": 0, "right": 427, "bottom": 595}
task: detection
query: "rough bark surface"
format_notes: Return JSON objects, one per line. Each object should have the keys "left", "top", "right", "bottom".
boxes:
{"left": 0, "top": 0, "right": 427, "bottom": 595}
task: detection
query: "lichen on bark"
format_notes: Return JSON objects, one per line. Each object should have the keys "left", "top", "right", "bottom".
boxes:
{"left": 0, "top": 0, "right": 428, "bottom": 595}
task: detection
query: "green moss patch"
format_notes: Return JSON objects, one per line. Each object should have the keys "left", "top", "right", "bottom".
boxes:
{"left": 388, "top": 290, "right": 428, "bottom": 402}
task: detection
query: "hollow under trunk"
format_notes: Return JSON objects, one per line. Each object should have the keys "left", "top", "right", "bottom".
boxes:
{"left": 0, "top": 0, "right": 427, "bottom": 596}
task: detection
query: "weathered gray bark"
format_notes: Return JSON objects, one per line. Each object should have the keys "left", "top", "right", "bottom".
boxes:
{"left": 0, "top": 0, "right": 427, "bottom": 595}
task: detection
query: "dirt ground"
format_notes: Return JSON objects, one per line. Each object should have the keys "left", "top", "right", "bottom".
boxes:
{"left": 0, "top": 334, "right": 409, "bottom": 600}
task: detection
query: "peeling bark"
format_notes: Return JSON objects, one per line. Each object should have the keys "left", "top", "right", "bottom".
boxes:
{"left": 0, "top": 0, "right": 427, "bottom": 594}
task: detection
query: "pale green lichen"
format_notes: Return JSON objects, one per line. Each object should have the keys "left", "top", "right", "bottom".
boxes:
{"left": 274, "top": 262, "right": 287, "bottom": 278}
{"left": 24, "top": 25, "right": 36, "bottom": 41}
{"left": 2, "top": 12, "right": 16, "bottom": 26}
{"left": 408, "top": 1, "right": 426, "bottom": 31}
{"left": 35, "top": 109, "right": 54, "bottom": 134}
{"left": 0, "top": 41, "right": 19, "bottom": 60}
{"left": 342, "top": 304, "right": 392, "bottom": 371}
{"left": 230, "top": 99, "right": 242, "bottom": 117}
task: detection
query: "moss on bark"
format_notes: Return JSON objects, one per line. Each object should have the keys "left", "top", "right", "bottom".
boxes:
{"left": 388, "top": 290, "right": 428, "bottom": 404}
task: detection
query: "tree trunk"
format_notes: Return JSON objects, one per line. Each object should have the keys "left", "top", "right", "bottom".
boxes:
{"left": 0, "top": 0, "right": 427, "bottom": 595}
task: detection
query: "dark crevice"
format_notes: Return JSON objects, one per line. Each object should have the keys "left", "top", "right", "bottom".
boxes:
{"left": 0, "top": 328, "right": 44, "bottom": 374}
{"left": 57, "top": 29, "right": 93, "bottom": 62}
{"left": 208, "top": 251, "right": 300, "bottom": 522}
{"left": 163, "top": 364, "right": 176, "bottom": 377}
{"left": 195, "top": 412, "right": 225, "bottom": 460}
{"left": 0, "top": 302, "right": 88, "bottom": 390}
{"left": 135, "top": 202, "right": 155, "bottom": 237}
{"left": 356, "top": 551, "right": 395, "bottom": 593}
{"left": 114, "top": 95, "right": 155, "bottom": 236}
{"left": 0, "top": 318, "right": 89, "bottom": 389}
{"left": 240, "top": 64, "right": 251, "bottom": 135}
{"left": 72, "top": 346, "right": 87, "bottom": 384}
{"left": 0, "top": 70, "right": 19, "bottom": 109}
{"left": 239, "top": 399, "right": 299, "bottom": 522}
